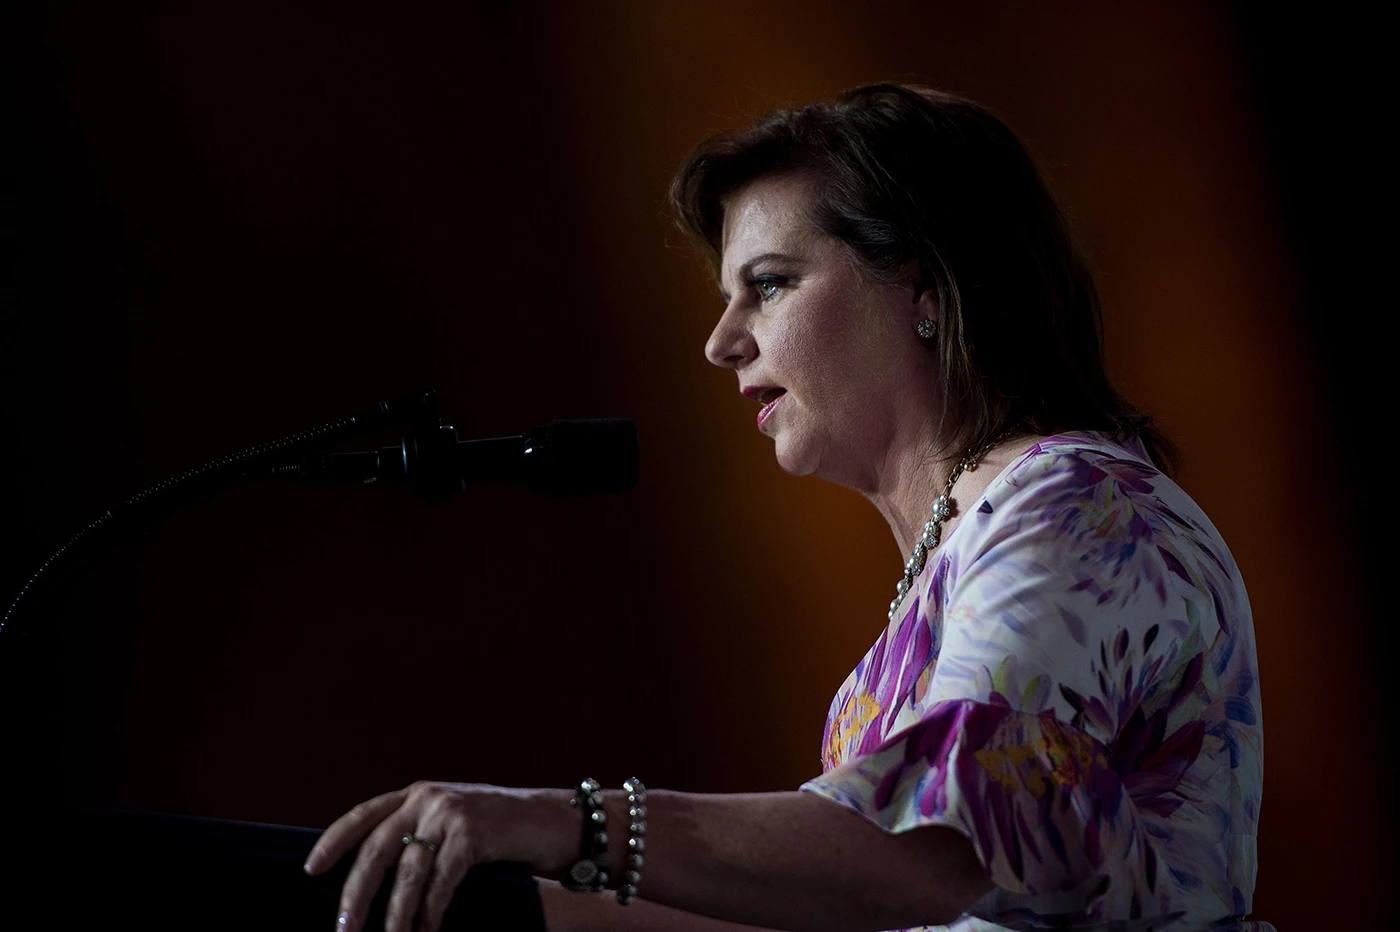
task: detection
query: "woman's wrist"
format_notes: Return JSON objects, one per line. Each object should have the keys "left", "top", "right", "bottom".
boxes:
{"left": 468, "top": 784, "right": 579, "bottom": 875}
{"left": 552, "top": 779, "right": 647, "bottom": 902}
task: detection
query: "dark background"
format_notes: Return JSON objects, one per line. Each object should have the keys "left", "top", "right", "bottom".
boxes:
{"left": 4, "top": 1, "right": 1387, "bottom": 924}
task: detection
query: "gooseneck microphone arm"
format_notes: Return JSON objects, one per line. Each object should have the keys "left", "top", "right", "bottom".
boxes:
{"left": 2, "top": 387, "right": 443, "bottom": 639}
{"left": 276, "top": 418, "right": 640, "bottom": 498}
{"left": 2, "top": 390, "right": 639, "bottom": 638}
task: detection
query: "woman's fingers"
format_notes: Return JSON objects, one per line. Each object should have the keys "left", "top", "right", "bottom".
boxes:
{"left": 305, "top": 788, "right": 411, "bottom": 875}
{"left": 311, "top": 782, "right": 488, "bottom": 932}
{"left": 384, "top": 837, "right": 442, "bottom": 932}
{"left": 337, "top": 815, "right": 418, "bottom": 932}
{"left": 418, "top": 831, "right": 475, "bottom": 932}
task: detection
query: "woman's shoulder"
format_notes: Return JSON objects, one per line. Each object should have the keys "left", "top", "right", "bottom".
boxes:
{"left": 936, "top": 428, "right": 1251, "bottom": 680}
{"left": 998, "top": 429, "right": 1166, "bottom": 493}
{"left": 931, "top": 427, "right": 1258, "bottom": 744}
{"left": 972, "top": 429, "right": 1230, "bottom": 562}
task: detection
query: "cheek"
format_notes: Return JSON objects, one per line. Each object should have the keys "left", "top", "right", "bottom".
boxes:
{"left": 811, "top": 315, "right": 899, "bottom": 402}
{"left": 774, "top": 328, "right": 893, "bottom": 442}
{"left": 770, "top": 328, "right": 845, "bottom": 416}
{"left": 778, "top": 299, "right": 860, "bottom": 370}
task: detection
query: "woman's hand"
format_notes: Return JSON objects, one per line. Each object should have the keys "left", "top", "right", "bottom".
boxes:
{"left": 303, "top": 781, "right": 574, "bottom": 932}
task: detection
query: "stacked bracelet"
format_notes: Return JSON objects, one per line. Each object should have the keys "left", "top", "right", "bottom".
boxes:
{"left": 563, "top": 778, "right": 610, "bottom": 892}
{"left": 562, "top": 777, "right": 647, "bottom": 904}
{"left": 617, "top": 777, "right": 647, "bottom": 906}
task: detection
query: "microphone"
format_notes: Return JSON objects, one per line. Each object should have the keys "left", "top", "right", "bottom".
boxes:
{"left": 281, "top": 419, "right": 639, "bottom": 498}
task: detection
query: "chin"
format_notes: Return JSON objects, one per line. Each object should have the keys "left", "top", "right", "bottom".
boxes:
{"left": 772, "top": 432, "right": 820, "bottom": 477}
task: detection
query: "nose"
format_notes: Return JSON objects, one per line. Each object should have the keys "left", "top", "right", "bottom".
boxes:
{"left": 704, "top": 300, "right": 755, "bottom": 369}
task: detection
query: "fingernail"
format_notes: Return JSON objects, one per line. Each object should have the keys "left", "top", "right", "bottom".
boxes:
{"left": 336, "top": 912, "right": 349, "bottom": 929}
{"left": 303, "top": 859, "right": 314, "bottom": 874}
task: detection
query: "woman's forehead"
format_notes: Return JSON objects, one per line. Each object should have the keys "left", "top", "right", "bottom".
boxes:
{"left": 720, "top": 175, "right": 819, "bottom": 267}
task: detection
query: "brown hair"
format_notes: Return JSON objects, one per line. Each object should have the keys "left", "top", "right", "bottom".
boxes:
{"left": 671, "top": 84, "right": 1175, "bottom": 473}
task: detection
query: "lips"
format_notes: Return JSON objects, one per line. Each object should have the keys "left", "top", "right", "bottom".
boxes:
{"left": 741, "top": 385, "right": 788, "bottom": 430}
{"left": 742, "top": 385, "right": 786, "bottom": 405}
{"left": 742, "top": 386, "right": 787, "bottom": 430}
{"left": 756, "top": 392, "right": 786, "bottom": 429}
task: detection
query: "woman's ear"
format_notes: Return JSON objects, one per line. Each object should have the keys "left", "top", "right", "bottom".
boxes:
{"left": 905, "top": 259, "right": 938, "bottom": 325}
{"left": 911, "top": 280, "right": 939, "bottom": 326}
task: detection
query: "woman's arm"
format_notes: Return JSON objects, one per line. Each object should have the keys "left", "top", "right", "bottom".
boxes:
{"left": 304, "top": 782, "right": 991, "bottom": 932}
{"left": 538, "top": 879, "right": 788, "bottom": 932}
{"left": 569, "top": 788, "right": 989, "bottom": 932}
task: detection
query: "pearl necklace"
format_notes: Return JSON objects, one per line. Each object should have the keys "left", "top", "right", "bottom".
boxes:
{"left": 888, "top": 432, "right": 1014, "bottom": 620}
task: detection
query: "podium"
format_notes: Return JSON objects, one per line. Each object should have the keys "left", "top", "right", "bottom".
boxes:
{"left": 64, "top": 809, "right": 547, "bottom": 931}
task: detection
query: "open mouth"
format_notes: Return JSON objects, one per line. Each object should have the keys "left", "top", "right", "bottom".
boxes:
{"left": 755, "top": 387, "right": 787, "bottom": 406}
{"left": 756, "top": 389, "right": 787, "bottom": 428}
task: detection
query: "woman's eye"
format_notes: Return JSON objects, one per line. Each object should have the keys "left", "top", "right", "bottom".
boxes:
{"left": 753, "top": 277, "right": 785, "bottom": 301}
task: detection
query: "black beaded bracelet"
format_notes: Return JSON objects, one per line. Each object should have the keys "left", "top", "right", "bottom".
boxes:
{"left": 617, "top": 777, "right": 647, "bottom": 905}
{"left": 563, "top": 778, "right": 610, "bottom": 893}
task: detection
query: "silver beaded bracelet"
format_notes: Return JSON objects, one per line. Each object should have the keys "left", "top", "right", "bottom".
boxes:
{"left": 617, "top": 777, "right": 647, "bottom": 905}
{"left": 563, "top": 778, "right": 610, "bottom": 893}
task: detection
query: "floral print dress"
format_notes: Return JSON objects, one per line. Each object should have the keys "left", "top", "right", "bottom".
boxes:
{"left": 800, "top": 433, "right": 1274, "bottom": 931}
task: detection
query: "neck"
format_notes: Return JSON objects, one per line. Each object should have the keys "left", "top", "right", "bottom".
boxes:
{"left": 862, "top": 424, "right": 959, "bottom": 563}
{"left": 863, "top": 426, "right": 1034, "bottom": 571}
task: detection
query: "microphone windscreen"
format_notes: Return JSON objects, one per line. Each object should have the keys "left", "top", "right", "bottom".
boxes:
{"left": 526, "top": 419, "right": 639, "bottom": 496}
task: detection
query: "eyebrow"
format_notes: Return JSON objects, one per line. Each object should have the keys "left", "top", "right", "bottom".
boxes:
{"left": 718, "top": 252, "right": 797, "bottom": 303}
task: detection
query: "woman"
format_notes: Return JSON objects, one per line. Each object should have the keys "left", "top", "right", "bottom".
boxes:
{"left": 303, "top": 85, "right": 1270, "bottom": 932}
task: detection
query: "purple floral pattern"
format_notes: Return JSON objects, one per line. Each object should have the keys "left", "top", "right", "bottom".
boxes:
{"left": 801, "top": 433, "right": 1272, "bottom": 931}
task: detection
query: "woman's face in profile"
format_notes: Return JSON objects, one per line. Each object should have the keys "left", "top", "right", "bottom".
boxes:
{"left": 706, "top": 174, "right": 938, "bottom": 489}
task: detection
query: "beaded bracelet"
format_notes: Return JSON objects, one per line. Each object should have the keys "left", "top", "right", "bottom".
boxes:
{"left": 617, "top": 777, "right": 647, "bottom": 905}
{"left": 563, "top": 778, "right": 610, "bottom": 892}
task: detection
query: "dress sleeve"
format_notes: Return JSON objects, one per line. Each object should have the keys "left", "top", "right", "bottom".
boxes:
{"left": 801, "top": 448, "right": 1224, "bottom": 927}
